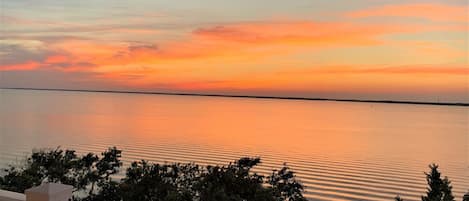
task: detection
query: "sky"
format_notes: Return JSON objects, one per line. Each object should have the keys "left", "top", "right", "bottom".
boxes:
{"left": 0, "top": 0, "right": 467, "bottom": 102}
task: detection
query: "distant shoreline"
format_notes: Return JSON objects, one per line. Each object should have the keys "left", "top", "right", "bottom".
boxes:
{"left": 2, "top": 87, "right": 468, "bottom": 107}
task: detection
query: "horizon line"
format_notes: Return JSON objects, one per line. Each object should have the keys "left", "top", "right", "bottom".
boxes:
{"left": 1, "top": 87, "right": 468, "bottom": 107}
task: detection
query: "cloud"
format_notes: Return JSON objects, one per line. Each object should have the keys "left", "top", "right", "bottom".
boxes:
{"left": 4, "top": 18, "right": 464, "bottom": 77}
{"left": 127, "top": 43, "right": 159, "bottom": 52}
{"left": 192, "top": 21, "right": 383, "bottom": 45}
{"left": 45, "top": 55, "right": 69, "bottom": 64}
{"left": 0, "top": 39, "right": 98, "bottom": 71}
{"left": 192, "top": 20, "right": 466, "bottom": 51}
{"left": 2, "top": 15, "right": 65, "bottom": 26}
{"left": 3, "top": 18, "right": 465, "bottom": 70}
{"left": 124, "top": 20, "right": 458, "bottom": 61}
{"left": 1, "top": 12, "right": 466, "bottom": 103}
{"left": 0, "top": 69, "right": 120, "bottom": 90}
{"left": 280, "top": 65, "right": 469, "bottom": 75}
{"left": 0, "top": 62, "right": 41, "bottom": 71}
{"left": 347, "top": 3, "right": 467, "bottom": 23}
{"left": 0, "top": 39, "right": 50, "bottom": 70}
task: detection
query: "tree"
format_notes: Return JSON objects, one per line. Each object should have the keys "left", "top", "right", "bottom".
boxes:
{"left": 196, "top": 157, "right": 274, "bottom": 201}
{"left": 269, "top": 164, "right": 307, "bottom": 201}
{"left": 86, "top": 157, "right": 307, "bottom": 201}
{"left": 81, "top": 181, "right": 121, "bottom": 201}
{"left": 0, "top": 148, "right": 80, "bottom": 193}
{"left": 463, "top": 192, "right": 469, "bottom": 201}
{"left": 0, "top": 147, "right": 122, "bottom": 197}
{"left": 117, "top": 160, "right": 193, "bottom": 201}
{"left": 421, "top": 164, "right": 455, "bottom": 201}
{"left": 86, "top": 147, "right": 122, "bottom": 195}
{"left": 1, "top": 148, "right": 306, "bottom": 201}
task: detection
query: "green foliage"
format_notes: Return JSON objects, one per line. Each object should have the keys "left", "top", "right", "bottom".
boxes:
{"left": 463, "top": 192, "right": 469, "bottom": 201}
{"left": 117, "top": 160, "right": 195, "bottom": 201}
{"left": 395, "top": 164, "right": 458, "bottom": 201}
{"left": 269, "top": 165, "right": 307, "bottom": 201}
{"left": 421, "top": 164, "right": 455, "bottom": 201}
{"left": 195, "top": 157, "right": 272, "bottom": 201}
{"left": 4, "top": 148, "right": 467, "bottom": 201}
{"left": 0, "top": 147, "right": 122, "bottom": 197}
{"left": 0, "top": 148, "right": 306, "bottom": 201}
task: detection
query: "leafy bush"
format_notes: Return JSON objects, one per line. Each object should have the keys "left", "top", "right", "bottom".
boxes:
{"left": 0, "top": 147, "right": 306, "bottom": 201}
{"left": 0, "top": 147, "right": 121, "bottom": 195}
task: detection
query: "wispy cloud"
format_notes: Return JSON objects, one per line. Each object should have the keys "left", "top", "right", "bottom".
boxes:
{"left": 347, "top": 3, "right": 467, "bottom": 23}
{"left": 279, "top": 65, "right": 469, "bottom": 75}
{"left": 0, "top": 62, "right": 41, "bottom": 71}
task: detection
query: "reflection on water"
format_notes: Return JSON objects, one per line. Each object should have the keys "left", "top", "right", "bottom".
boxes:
{"left": 0, "top": 89, "right": 467, "bottom": 201}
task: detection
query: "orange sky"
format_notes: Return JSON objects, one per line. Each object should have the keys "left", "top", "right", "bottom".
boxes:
{"left": 0, "top": 1, "right": 467, "bottom": 102}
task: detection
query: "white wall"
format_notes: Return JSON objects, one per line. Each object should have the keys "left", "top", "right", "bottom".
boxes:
{"left": 0, "top": 183, "right": 72, "bottom": 201}
{"left": 0, "top": 189, "right": 25, "bottom": 201}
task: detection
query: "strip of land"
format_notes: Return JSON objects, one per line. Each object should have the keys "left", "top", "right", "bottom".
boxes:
{"left": 2, "top": 87, "right": 468, "bottom": 107}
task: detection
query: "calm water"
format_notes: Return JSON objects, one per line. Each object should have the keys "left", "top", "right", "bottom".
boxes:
{"left": 0, "top": 89, "right": 467, "bottom": 201}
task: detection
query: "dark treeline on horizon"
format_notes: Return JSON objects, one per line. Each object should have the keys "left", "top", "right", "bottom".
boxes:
{"left": 3, "top": 87, "right": 468, "bottom": 107}
{"left": 0, "top": 147, "right": 467, "bottom": 201}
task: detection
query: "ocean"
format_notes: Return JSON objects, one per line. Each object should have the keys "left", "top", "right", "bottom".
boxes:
{"left": 0, "top": 89, "right": 467, "bottom": 201}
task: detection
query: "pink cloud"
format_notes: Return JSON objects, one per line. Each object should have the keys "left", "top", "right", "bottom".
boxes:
{"left": 0, "top": 61, "right": 40, "bottom": 71}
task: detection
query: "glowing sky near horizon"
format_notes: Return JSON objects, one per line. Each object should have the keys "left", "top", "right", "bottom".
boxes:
{"left": 0, "top": 0, "right": 468, "bottom": 102}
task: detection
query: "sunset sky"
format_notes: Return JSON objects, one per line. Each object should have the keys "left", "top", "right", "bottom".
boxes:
{"left": 0, "top": 0, "right": 467, "bottom": 102}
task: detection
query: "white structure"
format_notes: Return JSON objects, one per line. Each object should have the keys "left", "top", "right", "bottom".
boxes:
{"left": 0, "top": 183, "right": 72, "bottom": 201}
{"left": 0, "top": 190, "right": 25, "bottom": 201}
